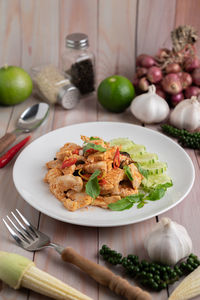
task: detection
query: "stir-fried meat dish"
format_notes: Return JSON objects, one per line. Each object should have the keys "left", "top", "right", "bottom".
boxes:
{"left": 44, "top": 136, "right": 143, "bottom": 211}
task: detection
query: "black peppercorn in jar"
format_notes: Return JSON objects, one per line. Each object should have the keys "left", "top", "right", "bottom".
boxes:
{"left": 62, "top": 33, "right": 95, "bottom": 96}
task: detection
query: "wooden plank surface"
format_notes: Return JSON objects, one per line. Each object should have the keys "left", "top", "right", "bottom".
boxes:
{"left": 1, "top": 0, "right": 200, "bottom": 300}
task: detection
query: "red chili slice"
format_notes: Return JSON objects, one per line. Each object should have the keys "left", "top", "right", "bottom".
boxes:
{"left": 99, "top": 179, "right": 107, "bottom": 185}
{"left": 61, "top": 158, "right": 77, "bottom": 169}
{"left": 72, "top": 149, "right": 80, "bottom": 155}
{"left": 113, "top": 147, "right": 120, "bottom": 169}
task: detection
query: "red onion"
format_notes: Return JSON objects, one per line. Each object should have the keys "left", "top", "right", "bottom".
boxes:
{"left": 139, "top": 55, "right": 156, "bottom": 68}
{"left": 136, "top": 54, "right": 147, "bottom": 66}
{"left": 138, "top": 77, "right": 149, "bottom": 92}
{"left": 133, "top": 74, "right": 139, "bottom": 86}
{"left": 171, "top": 92, "right": 184, "bottom": 107}
{"left": 156, "top": 88, "right": 166, "bottom": 99}
{"left": 136, "top": 67, "right": 148, "bottom": 78}
{"left": 192, "top": 68, "right": 200, "bottom": 86}
{"left": 165, "top": 63, "right": 181, "bottom": 74}
{"left": 162, "top": 73, "right": 182, "bottom": 95}
{"left": 147, "top": 66, "right": 162, "bottom": 83}
{"left": 184, "top": 56, "right": 200, "bottom": 72}
{"left": 185, "top": 86, "right": 200, "bottom": 98}
{"left": 178, "top": 72, "right": 192, "bottom": 89}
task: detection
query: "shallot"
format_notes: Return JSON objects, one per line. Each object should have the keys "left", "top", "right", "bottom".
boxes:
{"left": 147, "top": 66, "right": 162, "bottom": 83}
{"left": 156, "top": 88, "right": 166, "bottom": 99}
{"left": 171, "top": 92, "right": 184, "bottom": 107}
{"left": 192, "top": 68, "right": 200, "bottom": 86}
{"left": 136, "top": 67, "right": 147, "bottom": 78}
{"left": 165, "top": 63, "right": 181, "bottom": 74}
{"left": 138, "top": 77, "right": 149, "bottom": 92}
{"left": 162, "top": 73, "right": 182, "bottom": 95}
{"left": 184, "top": 56, "right": 200, "bottom": 72}
{"left": 178, "top": 72, "right": 192, "bottom": 90}
{"left": 139, "top": 55, "right": 155, "bottom": 68}
{"left": 185, "top": 86, "right": 200, "bottom": 98}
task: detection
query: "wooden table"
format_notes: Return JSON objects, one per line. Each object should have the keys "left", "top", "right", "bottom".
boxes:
{"left": 1, "top": 1, "right": 200, "bottom": 299}
{"left": 1, "top": 93, "right": 200, "bottom": 300}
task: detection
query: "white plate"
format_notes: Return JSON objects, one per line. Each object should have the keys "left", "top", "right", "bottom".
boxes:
{"left": 13, "top": 122, "right": 195, "bottom": 227}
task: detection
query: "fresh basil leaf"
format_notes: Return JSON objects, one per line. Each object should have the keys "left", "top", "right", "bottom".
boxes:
{"left": 136, "top": 163, "right": 149, "bottom": 178}
{"left": 125, "top": 194, "right": 144, "bottom": 202}
{"left": 108, "top": 198, "right": 134, "bottom": 211}
{"left": 85, "top": 170, "right": 101, "bottom": 199}
{"left": 146, "top": 187, "right": 166, "bottom": 201}
{"left": 156, "top": 181, "right": 173, "bottom": 190}
{"left": 137, "top": 202, "right": 145, "bottom": 209}
{"left": 83, "top": 143, "right": 107, "bottom": 154}
{"left": 89, "top": 137, "right": 100, "bottom": 141}
{"left": 123, "top": 165, "right": 133, "bottom": 181}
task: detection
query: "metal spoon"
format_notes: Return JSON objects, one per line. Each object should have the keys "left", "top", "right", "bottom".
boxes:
{"left": 0, "top": 102, "right": 49, "bottom": 154}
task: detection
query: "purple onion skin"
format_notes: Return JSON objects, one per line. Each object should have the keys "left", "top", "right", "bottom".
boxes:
{"left": 192, "top": 68, "right": 200, "bottom": 86}
{"left": 179, "top": 72, "right": 192, "bottom": 89}
{"left": 156, "top": 89, "right": 166, "bottom": 99}
{"left": 171, "top": 92, "right": 184, "bottom": 107}
{"left": 133, "top": 74, "right": 139, "bottom": 86}
{"left": 140, "top": 55, "right": 156, "bottom": 68}
{"left": 147, "top": 66, "right": 163, "bottom": 83}
{"left": 185, "top": 86, "right": 200, "bottom": 98}
{"left": 165, "top": 63, "right": 181, "bottom": 74}
{"left": 138, "top": 77, "right": 149, "bottom": 91}
{"left": 136, "top": 54, "right": 147, "bottom": 66}
{"left": 136, "top": 67, "right": 148, "bottom": 78}
{"left": 162, "top": 73, "right": 182, "bottom": 95}
{"left": 184, "top": 56, "right": 200, "bottom": 72}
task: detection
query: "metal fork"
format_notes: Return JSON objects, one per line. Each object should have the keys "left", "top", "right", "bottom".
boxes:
{"left": 3, "top": 209, "right": 151, "bottom": 300}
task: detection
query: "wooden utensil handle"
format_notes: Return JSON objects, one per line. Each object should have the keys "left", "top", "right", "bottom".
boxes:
{"left": 61, "top": 247, "right": 152, "bottom": 300}
{"left": 0, "top": 132, "right": 16, "bottom": 154}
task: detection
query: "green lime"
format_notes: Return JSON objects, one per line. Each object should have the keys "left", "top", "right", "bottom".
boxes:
{"left": 0, "top": 65, "right": 33, "bottom": 106}
{"left": 97, "top": 75, "right": 135, "bottom": 113}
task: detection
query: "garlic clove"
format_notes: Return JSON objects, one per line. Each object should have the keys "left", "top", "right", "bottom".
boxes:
{"left": 144, "top": 217, "right": 192, "bottom": 265}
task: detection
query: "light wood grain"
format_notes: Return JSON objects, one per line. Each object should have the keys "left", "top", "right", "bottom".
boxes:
{"left": 137, "top": 0, "right": 176, "bottom": 56}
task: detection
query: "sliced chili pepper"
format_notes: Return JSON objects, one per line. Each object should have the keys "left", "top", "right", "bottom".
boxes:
{"left": 86, "top": 148, "right": 97, "bottom": 154}
{"left": 78, "top": 169, "right": 91, "bottom": 181}
{"left": 61, "top": 158, "right": 77, "bottom": 169}
{"left": 72, "top": 149, "right": 80, "bottom": 155}
{"left": 99, "top": 179, "right": 107, "bottom": 185}
{"left": 113, "top": 147, "right": 120, "bottom": 169}
{"left": 0, "top": 135, "right": 31, "bottom": 168}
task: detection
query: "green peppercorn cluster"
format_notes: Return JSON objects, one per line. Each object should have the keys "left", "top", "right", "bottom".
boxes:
{"left": 161, "top": 124, "right": 200, "bottom": 149}
{"left": 99, "top": 245, "right": 200, "bottom": 291}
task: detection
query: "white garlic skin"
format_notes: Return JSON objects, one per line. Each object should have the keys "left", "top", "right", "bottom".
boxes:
{"left": 130, "top": 85, "right": 169, "bottom": 124}
{"left": 170, "top": 96, "right": 200, "bottom": 131}
{"left": 144, "top": 218, "right": 193, "bottom": 265}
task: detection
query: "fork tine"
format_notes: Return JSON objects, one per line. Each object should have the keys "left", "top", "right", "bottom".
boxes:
{"left": 16, "top": 209, "right": 38, "bottom": 237}
{"left": 3, "top": 218, "right": 27, "bottom": 247}
{"left": 11, "top": 211, "right": 35, "bottom": 241}
{"left": 6, "top": 216, "right": 30, "bottom": 243}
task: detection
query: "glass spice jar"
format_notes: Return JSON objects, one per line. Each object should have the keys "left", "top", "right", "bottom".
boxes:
{"left": 31, "top": 65, "right": 80, "bottom": 109}
{"left": 62, "top": 33, "right": 95, "bottom": 96}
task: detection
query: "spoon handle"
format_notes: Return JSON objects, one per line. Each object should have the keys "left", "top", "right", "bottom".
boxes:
{"left": 0, "top": 132, "right": 16, "bottom": 154}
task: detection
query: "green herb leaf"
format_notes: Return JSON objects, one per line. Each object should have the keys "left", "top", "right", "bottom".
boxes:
{"left": 85, "top": 170, "right": 101, "bottom": 199}
{"left": 108, "top": 198, "right": 134, "bottom": 211}
{"left": 83, "top": 143, "right": 107, "bottom": 154}
{"left": 89, "top": 137, "right": 100, "bottom": 141}
{"left": 136, "top": 163, "right": 149, "bottom": 178}
{"left": 145, "top": 187, "right": 166, "bottom": 201}
{"left": 108, "top": 194, "right": 144, "bottom": 211}
{"left": 156, "top": 181, "right": 173, "bottom": 189}
{"left": 123, "top": 165, "right": 133, "bottom": 181}
{"left": 137, "top": 202, "right": 145, "bottom": 209}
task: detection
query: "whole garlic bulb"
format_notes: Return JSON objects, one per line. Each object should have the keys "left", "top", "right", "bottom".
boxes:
{"left": 130, "top": 85, "right": 169, "bottom": 124}
{"left": 144, "top": 218, "right": 192, "bottom": 265}
{"left": 170, "top": 96, "right": 200, "bottom": 131}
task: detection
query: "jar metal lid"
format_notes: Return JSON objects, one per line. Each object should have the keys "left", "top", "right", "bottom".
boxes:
{"left": 57, "top": 84, "right": 80, "bottom": 109}
{"left": 66, "top": 33, "right": 89, "bottom": 49}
